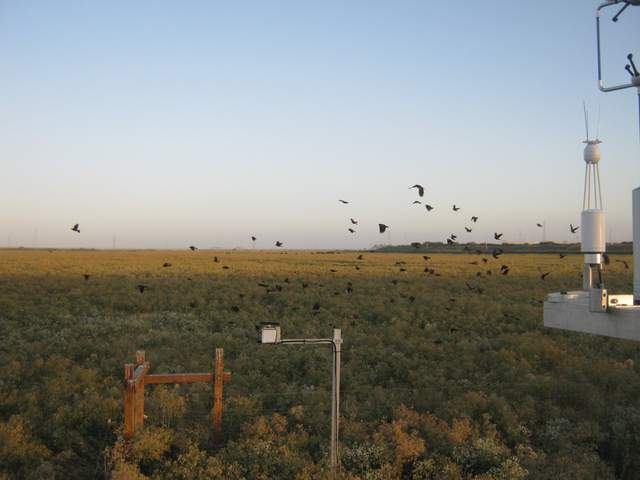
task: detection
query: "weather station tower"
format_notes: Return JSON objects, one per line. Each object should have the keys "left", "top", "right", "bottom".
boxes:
{"left": 543, "top": 0, "right": 640, "bottom": 341}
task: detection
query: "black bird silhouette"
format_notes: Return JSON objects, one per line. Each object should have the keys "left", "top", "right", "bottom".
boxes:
{"left": 465, "top": 227, "right": 472, "bottom": 233}
{"left": 453, "top": 205, "right": 460, "bottom": 211}
{"left": 559, "top": 254, "right": 566, "bottom": 259}
{"left": 83, "top": 274, "right": 90, "bottom": 281}
{"left": 213, "top": 256, "right": 219, "bottom": 263}
{"left": 425, "top": 204, "right": 434, "bottom": 211}
{"left": 450, "top": 234, "right": 457, "bottom": 241}
{"left": 616, "top": 260, "right": 630, "bottom": 270}
{"left": 536, "top": 223, "right": 543, "bottom": 228}
{"left": 350, "top": 218, "right": 358, "bottom": 225}
{"left": 251, "top": 236, "right": 257, "bottom": 242}
{"left": 189, "top": 246, "right": 198, "bottom": 251}
{"left": 501, "top": 268, "right": 509, "bottom": 276}
{"left": 412, "top": 200, "right": 422, "bottom": 205}
{"left": 222, "top": 266, "right": 230, "bottom": 270}
{"left": 71, "top": 224, "right": 80, "bottom": 233}
{"left": 348, "top": 228, "right": 356, "bottom": 234}
{"left": 471, "top": 216, "right": 478, "bottom": 223}
{"left": 275, "top": 241, "right": 283, "bottom": 247}
{"left": 541, "top": 272, "right": 551, "bottom": 280}
{"left": 137, "top": 284, "right": 150, "bottom": 293}
{"left": 339, "top": 199, "right": 349, "bottom": 204}
{"left": 423, "top": 255, "right": 431, "bottom": 260}
{"left": 163, "top": 262, "right": 172, "bottom": 268}
{"left": 570, "top": 224, "right": 580, "bottom": 233}
{"left": 482, "top": 258, "right": 488, "bottom": 264}
{"left": 312, "top": 302, "right": 321, "bottom": 311}
{"left": 446, "top": 238, "right": 455, "bottom": 245}
{"left": 409, "top": 184, "right": 425, "bottom": 197}
{"left": 357, "top": 254, "right": 364, "bottom": 260}
{"left": 494, "top": 232, "right": 503, "bottom": 240}
{"left": 258, "top": 282, "right": 269, "bottom": 288}
{"left": 231, "top": 305, "right": 240, "bottom": 312}
{"left": 500, "top": 264, "right": 509, "bottom": 272}
{"left": 492, "top": 248, "right": 504, "bottom": 259}
{"left": 379, "top": 224, "right": 389, "bottom": 233}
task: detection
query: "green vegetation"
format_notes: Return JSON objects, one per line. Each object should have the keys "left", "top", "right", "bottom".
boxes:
{"left": 0, "top": 249, "right": 638, "bottom": 479}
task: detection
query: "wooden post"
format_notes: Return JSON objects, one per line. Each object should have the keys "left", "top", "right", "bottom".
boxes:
{"left": 124, "top": 363, "right": 135, "bottom": 441}
{"left": 134, "top": 351, "right": 146, "bottom": 429}
{"left": 212, "top": 348, "right": 231, "bottom": 448}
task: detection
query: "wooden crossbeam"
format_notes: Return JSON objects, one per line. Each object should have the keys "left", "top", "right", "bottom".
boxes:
{"left": 144, "top": 373, "right": 213, "bottom": 384}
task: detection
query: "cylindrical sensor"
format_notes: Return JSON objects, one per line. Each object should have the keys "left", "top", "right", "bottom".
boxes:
{"left": 581, "top": 209, "right": 605, "bottom": 254}
{"left": 633, "top": 188, "right": 640, "bottom": 303}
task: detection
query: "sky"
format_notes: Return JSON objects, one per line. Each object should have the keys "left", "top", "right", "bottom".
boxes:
{"left": 1, "top": 1, "right": 639, "bottom": 249}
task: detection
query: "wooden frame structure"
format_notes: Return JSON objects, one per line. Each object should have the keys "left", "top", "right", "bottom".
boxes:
{"left": 124, "top": 348, "right": 231, "bottom": 446}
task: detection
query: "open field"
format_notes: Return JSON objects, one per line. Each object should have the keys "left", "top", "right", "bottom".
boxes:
{"left": 1, "top": 249, "right": 638, "bottom": 479}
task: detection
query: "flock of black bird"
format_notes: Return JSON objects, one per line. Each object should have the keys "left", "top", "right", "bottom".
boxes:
{"left": 68, "top": 185, "right": 622, "bottom": 299}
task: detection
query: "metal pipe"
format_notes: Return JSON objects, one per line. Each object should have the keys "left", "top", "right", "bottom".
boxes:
{"left": 331, "top": 329, "right": 342, "bottom": 479}
{"left": 583, "top": 163, "right": 589, "bottom": 209}
{"left": 596, "top": 1, "right": 635, "bottom": 92}
{"left": 277, "top": 332, "right": 341, "bottom": 478}
{"left": 596, "top": 163, "right": 604, "bottom": 209}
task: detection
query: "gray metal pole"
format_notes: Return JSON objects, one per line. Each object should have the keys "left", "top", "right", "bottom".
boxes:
{"left": 330, "top": 328, "right": 341, "bottom": 478}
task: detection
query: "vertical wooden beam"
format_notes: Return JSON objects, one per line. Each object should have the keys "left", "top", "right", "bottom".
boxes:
{"left": 134, "top": 351, "right": 145, "bottom": 429}
{"left": 124, "top": 363, "right": 135, "bottom": 441}
{"left": 212, "top": 348, "right": 224, "bottom": 448}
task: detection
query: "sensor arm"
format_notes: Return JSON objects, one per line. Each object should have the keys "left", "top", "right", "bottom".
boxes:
{"left": 596, "top": 1, "right": 637, "bottom": 92}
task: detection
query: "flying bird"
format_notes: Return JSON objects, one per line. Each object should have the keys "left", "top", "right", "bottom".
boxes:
{"left": 494, "top": 232, "right": 503, "bottom": 240}
{"left": 378, "top": 224, "right": 389, "bottom": 233}
{"left": 350, "top": 218, "right": 358, "bottom": 225}
{"left": 570, "top": 224, "right": 580, "bottom": 233}
{"left": 471, "top": 216, "right": 478, "bottom": 223}
{"left": 450, "top": 234, "right": 457, "bottom": 241}
{"left": 465, "top": 227, "right": 472, "bottom": 233}
{"left": 251, "top": 236, "right": 257, "bottom": 242}
{"left": 83, "top": 274, "right": 90, "bottom": 281}
{"left": 275, "top": 241, "right": 283, "bottom": 247}
{"left": 213, "top": 256, "right": 219, "bottom": 263}
{"left": 412, "top": 200, "right": 422, "bottom": 205}
{"left": 339, "top": 199, "right": 349, "bottom": 204}
{"left": 136, "top": 284, "right": 150, "bottom": 293}
{"left": 162, "top": 262, "right": 172, "bottom": 268}
{"left": 559, "top": 254, "right": 566, "bottom": 259}
{"left": 492, "top": 248, "right": 504, "bottom": 259}
{"left": 348, "top": 228, "right": 356, "bottom": 234}
{"left": 409, "top": 184, "right": 425, "bottom": 197}
{"left": 541, "top": 272, "right": 551, "bottom": 280}
{"left": 189, "top": 246, "right": 198, "bottom": 251}
{"left": 71, "top": 224, "right": 80, "bottom": 233}
{"left": 446, "top": 238, "right": 455, "bottom": 245}
{"left": 536, "top": 223, "right": 543, "bottom": 228}
{"left": 453, "top": 205, "right": 460, "bottom": 212}
{"left": 425, "top": 204, "right": 434, "bottom": 211}
{"left": 616, "top": 260, "right": 629, "bottom": 270}
{"left": 357, "top": 254, "right": 364, "bottom": 260}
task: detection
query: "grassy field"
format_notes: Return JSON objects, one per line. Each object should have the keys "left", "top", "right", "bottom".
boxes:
{"left": 0, "top": 249, "right": 638, "bottom": 479}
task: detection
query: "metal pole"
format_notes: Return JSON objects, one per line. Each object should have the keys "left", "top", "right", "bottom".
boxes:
{"left": 330, "top": 328, "right": 342, "bottom": 478}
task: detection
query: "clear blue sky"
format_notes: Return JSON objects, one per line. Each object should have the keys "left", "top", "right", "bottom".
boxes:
{"left": 1, "top": 1, "right": 638, "bottom": 249}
